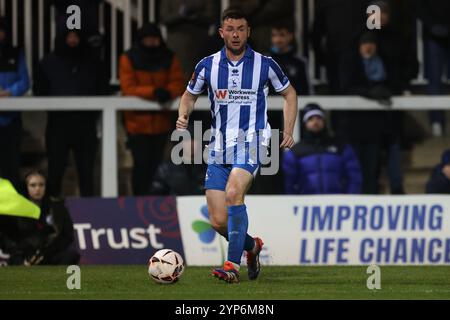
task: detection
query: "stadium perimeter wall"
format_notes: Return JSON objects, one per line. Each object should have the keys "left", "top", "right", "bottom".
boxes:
{"left": 67, "top": 195, "right": 450, "bottom": 266}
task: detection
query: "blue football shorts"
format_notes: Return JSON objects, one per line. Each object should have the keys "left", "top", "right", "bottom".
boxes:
{"left": 204, "top": 163, "right": 260, "bottom": 191}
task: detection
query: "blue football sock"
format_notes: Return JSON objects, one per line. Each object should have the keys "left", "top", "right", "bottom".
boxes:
{"left": 220, "top": 232, "right": 255, "bottom": 252}
{"left": 227, "top": 204, "right": 248, "bottom": 265}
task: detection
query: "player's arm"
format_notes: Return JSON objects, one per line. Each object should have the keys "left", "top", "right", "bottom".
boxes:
{"left": 176, "top": 90, "right": 199, "bottom": 130}
{"left": 279, "top": 84, "right": 298, "bottom": 149}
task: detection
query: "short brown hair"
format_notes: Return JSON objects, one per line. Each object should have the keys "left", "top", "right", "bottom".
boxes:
{"left": 221, "top": 7, "right": 249, "bottom": 25}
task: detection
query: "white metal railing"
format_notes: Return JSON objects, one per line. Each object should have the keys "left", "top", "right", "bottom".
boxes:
{"left": 1, "top": 96, "right": 449, "bottom": 197}
{"left": 0, "top": 0, "right": 441, "bottom": 87}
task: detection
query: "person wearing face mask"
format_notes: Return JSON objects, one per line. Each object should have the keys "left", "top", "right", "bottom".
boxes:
{"left": 282, "top": 103, "right": 362, "bottom": 195}
{"left": 120, "top": 23, "right": 185, "bottom": 196}
{"left": 0, "top": 18, "right": 30, "bottom": 189}
{"left": 269, "top": 21, "right": 312, "bottom": 96}
{"left": 248, "top": 21, "right": 312, "bottom": 195}
{"left": 33, "top": 29, "right": 109, "bottom": 197}
{"left": 17, "top": 171, "right": 79, "bottom": 265}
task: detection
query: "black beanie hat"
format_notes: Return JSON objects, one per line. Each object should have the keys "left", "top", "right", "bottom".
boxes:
{"left": 137, "top": 23, "right": 162, "bottom": 42}
{"left": 303, "top": 103, "right": 325, "bottom": 123}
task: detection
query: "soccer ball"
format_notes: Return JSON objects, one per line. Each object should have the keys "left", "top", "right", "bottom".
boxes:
{"left": 148, "top": 249, "right": 185, "bottom": 284}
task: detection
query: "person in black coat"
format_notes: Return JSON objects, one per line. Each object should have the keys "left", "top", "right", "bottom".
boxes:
{"left": 415, "top": 0, "right": 450, "bottom": 136}
{"left": 33, "top": 28, "right": 109, "bottom": 197}
{"left": 18, "top": 170, "right": 80, "bottom": 265}
{"left": 52, "top": 0, "right": 104, "bottom": 60}
{"left": 368, "top": 1, "right": 418, "bottom": 96}
{"left": 270, "top": 21, "right": 312, "bottom": 96}
{"left": 312, "top": 0, "right": 371, "bottom": 93}
{"left": 258, "top": 21, "right": 314, "bottom": 194}
{"left": 336, "top": 29, "right": 413, "bottom": 194}
{"left": 426, "top": 150, "right": 450, "bottom": 194}
{"left": 336, "top": 1, "right": 418, "bottom": 194}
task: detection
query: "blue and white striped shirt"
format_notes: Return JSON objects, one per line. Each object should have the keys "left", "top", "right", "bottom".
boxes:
{"left": 187, "top": 45, "right": 290, "bottom": 163}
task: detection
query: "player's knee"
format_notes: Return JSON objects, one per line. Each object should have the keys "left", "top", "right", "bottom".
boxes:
{"left": 208, "top": 210, "right": 227, "bottom": 231}
{"left": 225, "top": 187, "right": 243, "bottom": 206}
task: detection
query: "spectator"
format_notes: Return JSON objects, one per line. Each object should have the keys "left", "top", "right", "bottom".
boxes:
{"left": 337, "top": 31, "right": 408, "bottom": 194}
{"left": 160, "top": 0, "right": 218, "bottom": 80}
{"left": 0, "top": 18, "right": 30, "bottom": 189}
{"left": 282, "top": 103, "right": 362, "bottom": 194}
{"left": 416, "top": 0, "right": 450, "bottom": 137}
{"left": 53, "top": 0, "right": 102, "bottom": 36}
{"left": 150, "top": 126, "right": 206, "bottom": 195}
{"left": 250, "top": 20, "right": 312, "bottom": 195}
{"left": 53, "top": 0, "right": 104, "bottom": 60}
{"left": 18, "top": 170, "right": 80, "bottom": 265}
{"left": 426, "top": 150, "right": 450, "bottom": 194}
{"left": 367, "top": 0, "right": 418, "bottom": 193}
{"left": 368, "top": 1, "right": 418, "bottom": 97}
{"left": 335, "top": 32, "right": 386, "bottom": 194}
{"left": 0, "top": 177, "right": 40, "bottom": 265}
{"left": 33, "top": 29, "right": 109, "bottom": 197}
{"left": 120, "top": 23, "right": 185, "bottom": 196}
{"left": 270, "top": 21, "right": 313, "bottom": 95}
{"left": 340, "top": 32, "right": 393, "bottom": 102}
{"left": 312, "top": 0, "right": 370, "bottom": 93}
{"left": 230, "top": 0, "right": 295, "bottom": 54}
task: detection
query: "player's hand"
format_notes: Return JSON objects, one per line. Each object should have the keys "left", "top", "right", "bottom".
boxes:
{"left": 176, "top": 114, "right": 189, "bottom": 130}
{"left": 280, "top": 131, "right": 294, "bottom": 149}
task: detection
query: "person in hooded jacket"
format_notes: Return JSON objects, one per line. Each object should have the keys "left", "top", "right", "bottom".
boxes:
{"left": 18, "top": 170, "right": 80, "bottom": 265}
{"left": 282, "top": 103, "right": 362, "bottom": 194}
{"left": 0, "top": 18, "right": 30, "bottom": 189}
{"left": 33, "top": 29, "right": 109, "bottom": 197}
{"left": 119, "top": 23, "right": 185, "bottom": 196}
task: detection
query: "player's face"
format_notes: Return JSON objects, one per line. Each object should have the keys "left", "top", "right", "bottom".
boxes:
{"left": 219, "top": 18, "right": 250, "bottom": 55}
{"left": 271, "top": 28, "right": 294, "bottom": 52}
{"left": 305, "top": 116, "right": 325, "bottom": 133}
{"left": 27, "top": 175, "right": 46, "bottom": 202}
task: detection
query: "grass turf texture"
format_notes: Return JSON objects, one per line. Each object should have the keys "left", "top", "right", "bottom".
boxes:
{"left": 1, "top": 266, "right": 449, "bottom": 300}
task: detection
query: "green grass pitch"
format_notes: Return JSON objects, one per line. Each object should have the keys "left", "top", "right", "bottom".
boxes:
{"left": 1, "top": 266, "right": 449, "bottom": 300}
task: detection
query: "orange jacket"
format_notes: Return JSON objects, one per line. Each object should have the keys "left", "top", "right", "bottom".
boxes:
{"left": 120, "top": 49, "right": 185, "bottom": 135}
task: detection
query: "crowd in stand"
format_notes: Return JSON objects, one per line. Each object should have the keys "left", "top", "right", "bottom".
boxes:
{"left": 0, "top": 0, "right": 449, "bottom": 199}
